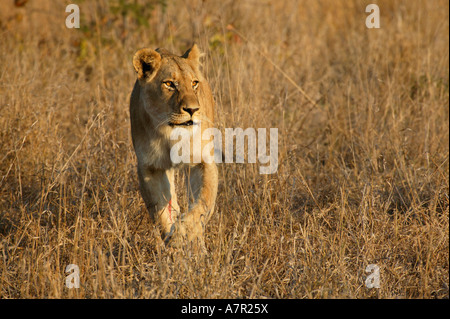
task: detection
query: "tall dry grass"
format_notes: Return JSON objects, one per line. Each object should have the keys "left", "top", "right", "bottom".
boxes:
{"left": 0, "top": 0, "right": 448, "bottom": 298}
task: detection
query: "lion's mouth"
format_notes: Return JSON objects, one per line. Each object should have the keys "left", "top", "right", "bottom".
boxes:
{"left": 169, "top": 120, "right": 194, "bottom": 127}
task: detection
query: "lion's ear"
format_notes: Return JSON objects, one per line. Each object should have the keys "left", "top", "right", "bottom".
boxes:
{"left": 133, "top": 48, "right": 161, "bottom": 81}
{"left": 182, "top": 44, "right": 204, "bottom": 65}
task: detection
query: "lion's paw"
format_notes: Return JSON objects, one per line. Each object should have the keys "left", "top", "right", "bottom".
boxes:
{"left": 165, "top": 213, "right": 206, "bottom": 254}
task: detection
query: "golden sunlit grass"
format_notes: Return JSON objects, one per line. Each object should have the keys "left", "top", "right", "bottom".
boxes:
{"left": 0, "top": 0, "right": 448, "bottom": 298}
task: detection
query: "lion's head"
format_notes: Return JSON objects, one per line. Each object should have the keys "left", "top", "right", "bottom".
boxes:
{"left": 132, "top": 44, "right": 212, "bottom": 133}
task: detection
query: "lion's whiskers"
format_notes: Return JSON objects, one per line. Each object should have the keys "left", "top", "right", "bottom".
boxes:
{"left": 198, "top": 114, "right": 213, "bottom": 126}
{"left": 155, "top": 117, "right": 170, "bottom": 129}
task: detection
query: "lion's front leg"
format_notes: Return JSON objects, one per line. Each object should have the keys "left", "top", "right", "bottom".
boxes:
{"left": 137, "top": 166, "right": 180, "bottom": 241}
{"left": 171, "top": 163, "right": 218, "bottom": 248}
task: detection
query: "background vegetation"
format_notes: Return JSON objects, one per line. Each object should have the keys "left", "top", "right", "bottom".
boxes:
{"left": 0, "top": 0, "right": 448, "bottom": 298}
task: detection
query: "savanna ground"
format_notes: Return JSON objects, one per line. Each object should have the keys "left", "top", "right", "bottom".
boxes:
{"left": 0, "top": 0, "right": 448, "bottom": 299}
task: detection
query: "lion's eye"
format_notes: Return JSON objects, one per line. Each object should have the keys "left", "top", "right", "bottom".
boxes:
{"left": 163, "top": 81, "right": 176, "bottom": 90}
{"left": 192, "top": 80, "right": 199, "bottom": 89}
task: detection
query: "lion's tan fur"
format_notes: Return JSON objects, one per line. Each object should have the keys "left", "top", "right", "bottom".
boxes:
{"left": 129, "top": 45, "right": 218, "bottom": 251}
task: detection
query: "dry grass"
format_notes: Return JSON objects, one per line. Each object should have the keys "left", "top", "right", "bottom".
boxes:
{"left": 0, "top": 0, "right": 448, "bottom": 299}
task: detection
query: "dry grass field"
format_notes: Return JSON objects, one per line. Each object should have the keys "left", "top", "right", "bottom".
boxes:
{"left": 0, "top": 0, "right": 448, "bottom": 299}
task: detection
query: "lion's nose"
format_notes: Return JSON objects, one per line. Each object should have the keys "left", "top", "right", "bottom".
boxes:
{"left": 182, "top": 106, "right": 200, "bottom": 116}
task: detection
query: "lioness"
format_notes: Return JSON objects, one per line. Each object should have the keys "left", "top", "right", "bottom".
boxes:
{"left": 129, "top": 44, "right": 218, "bottom": 250}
